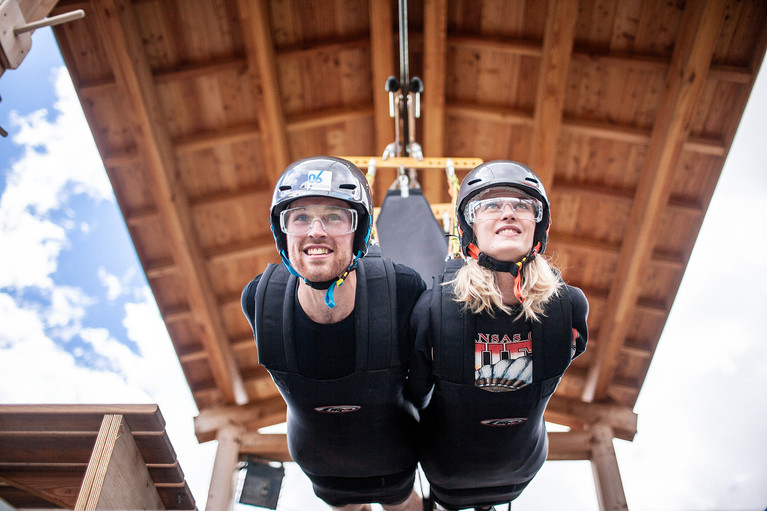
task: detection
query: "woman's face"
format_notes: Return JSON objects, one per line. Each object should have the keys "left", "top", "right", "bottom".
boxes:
{"left": 469, "top": 188, "right": 537, "bottom": 262}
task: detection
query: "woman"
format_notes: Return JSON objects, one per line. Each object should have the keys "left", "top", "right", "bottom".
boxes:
{"left": 409, "top": 160, "right": 588, "bottom": 511}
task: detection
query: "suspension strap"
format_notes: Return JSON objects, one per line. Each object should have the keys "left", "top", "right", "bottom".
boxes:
{"left": 445, "top": 158, "right": 462, "bottom": 259}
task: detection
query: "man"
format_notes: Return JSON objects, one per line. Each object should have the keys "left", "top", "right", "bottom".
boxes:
{"left": 241, "top": 156, "right": 425, "bottom": 511}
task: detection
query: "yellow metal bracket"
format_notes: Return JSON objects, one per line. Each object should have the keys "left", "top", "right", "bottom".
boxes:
{"left": 340, "top": 156, "right": 483, "bottom": 170}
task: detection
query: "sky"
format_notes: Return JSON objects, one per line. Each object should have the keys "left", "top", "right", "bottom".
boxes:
{"left": 1, "top": 27, "right": 766, "bottom": 511}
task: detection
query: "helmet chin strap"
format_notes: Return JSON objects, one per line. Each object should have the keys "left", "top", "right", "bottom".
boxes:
{"left": 280, "top": 250, "right": 361, "bottom": 308}
{"left": 468, "top": 242, "right": 541, "bottom": 303}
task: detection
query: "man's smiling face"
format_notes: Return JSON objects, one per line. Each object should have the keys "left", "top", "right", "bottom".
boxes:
{"left": 285, "top": 197, "right": 355, "bottom": 282}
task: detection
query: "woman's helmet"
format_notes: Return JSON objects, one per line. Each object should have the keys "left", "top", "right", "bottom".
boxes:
{"left": 270, "top": 156, "right": 373, "bottom": 258}
{"left": 456, "top": 160, "right": 551, "bottom": 259}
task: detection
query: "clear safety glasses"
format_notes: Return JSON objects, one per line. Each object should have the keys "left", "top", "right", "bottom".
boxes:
{"left": 466, "top": 196, "right": 543, "bottom": 224}
{"left": 280, "top": 205, "right": 358, "bottom": 236}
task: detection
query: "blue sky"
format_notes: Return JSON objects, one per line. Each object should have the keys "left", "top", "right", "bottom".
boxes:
{"left": 1, "top": 28, "right": 766, "bottom": 511}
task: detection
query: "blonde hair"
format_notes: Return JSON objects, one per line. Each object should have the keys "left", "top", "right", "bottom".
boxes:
{"left": 446, "top": 256, "right": 564, "bottom": 322}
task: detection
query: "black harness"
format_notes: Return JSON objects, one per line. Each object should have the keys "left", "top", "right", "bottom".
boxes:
{"left": 420, "top": 261, "right": 574, "bottom": 509}
{"left": 254, "top": 254, "right": 418, "bottom": 479}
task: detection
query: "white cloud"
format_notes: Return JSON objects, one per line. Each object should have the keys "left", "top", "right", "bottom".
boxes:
{"left": 1, "top": 66, "right": 112, "bottom": 289}
{"left": 0, "top": 210, "right": 67, "bottom": 288}
{"left": 98, "top": 266, "right": 123, "bottom": 300}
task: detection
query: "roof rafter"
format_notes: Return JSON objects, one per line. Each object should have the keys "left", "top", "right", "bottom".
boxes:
{"left": 91, "top": 0, "right": 247, "bottom": 405}
{"left": 421, "top": 0, "right": 448, "bottom": 203}
{"left": 582, "top": 0, "right": 729, "bottom": 402}
{"left": 236, "top": 0, "right": 290, "bottom": 181}
{"left": 369, "top": 0, "right": 394, "bottom": 156}
{"left": 529, "top": 0, "right": 578, "bottom": 190}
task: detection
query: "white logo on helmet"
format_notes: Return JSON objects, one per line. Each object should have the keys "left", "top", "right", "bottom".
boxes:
{"left": 301, "top": 169, "right": 332, "bottom": 191}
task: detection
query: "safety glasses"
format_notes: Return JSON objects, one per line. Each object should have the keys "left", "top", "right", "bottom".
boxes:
{"left": 466, "top": 196, "right": 543, "bottom": 224}
{"left": 280, "top": 205, "right": 358, "bottom": 236}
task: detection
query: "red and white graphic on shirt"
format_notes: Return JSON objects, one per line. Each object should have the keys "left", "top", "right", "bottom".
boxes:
{"left": 474, "top": 332, "right": 532, "bottom": 368}
{"left": 474, "top": 332, "right": 533, "bottom": 391}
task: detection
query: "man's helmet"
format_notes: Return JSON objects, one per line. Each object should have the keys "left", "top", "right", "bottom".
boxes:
{"left": 270, "top": 156, "right": 373, "bottom": 258}
{"left": 456, "top": 160, "right": 551, "bottom": 258}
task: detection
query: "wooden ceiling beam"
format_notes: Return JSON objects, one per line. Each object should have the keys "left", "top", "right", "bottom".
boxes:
{"left": 421, "top": 0, "right": 448, "bottom": 203}
{"left": 91, "top": 0, "right": 247, "bottom": 405}
{"left": 529, "top": 0, "right": 577, "bottom": 190}
{"left": 451, "top": 33, "right": 752, "bottom": 85}
{"left": 175, "top": 124, "right": 260, "bottom": 154}
{"left": 448, "top": 103, "right": 723, "bottom": 155}
{"left": 545, "top": 395, "right": 637, "bottom": 441}
{"left": 448, "top": 34, "right": 542, "bottom": 57}
{"left": 286, "top": 105, "right": 374, "bottom": 132}
{"left": 582, "top": 0, "right": 728, "bottom": 402}
{"left": 276, "top": 34, "right": 369, "bottom": 60}
{"left": 194, "top": 398, "right": 287, "bottom": 444}
{"left": 369, "top": 0, "right": 395, "bottom": 155}
{"left": 240, "top": 433, "right": 291, "bottom": 461}
{"left": 236, "top": 430, "right": 601, "bottom": 463}
{"left": 236, "top": 0, "right": 290, "bottom": 182}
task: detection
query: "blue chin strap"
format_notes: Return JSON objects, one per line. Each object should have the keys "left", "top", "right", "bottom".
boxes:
{"left": 279, "top": 249, "right": 363, "bottom": 308}
{"left": 274, "top": 217, "right": 371, "bottom": 309}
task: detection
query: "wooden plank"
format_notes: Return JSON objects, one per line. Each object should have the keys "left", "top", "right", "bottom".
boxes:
{"left": 370, "top": 0, "right": 395, "bottom": 154}
{"left": 0, "top": 484, "right": 58, "bottom": 509}
{"left": 286, "top": 105, "right": 374, "bottom": 132}
{"left": 582, "top": 0, "right": 728, "bottom": 402}
{"left": 544, "top": 395, "right": 637, "bottom": 441}
{"left": 421, "top": 0, "right": 448, "bottom": 203}
{"left": 0, "top": 468, "right": 82, "bottom": 508}
{"left": 589, "top": 423, "right": 628, "bottom": 511}
{"left": 205, "top": 425, "right": 242, "bottom": 511}
{"left": 0, "top": 404, "right": 164, "bottom": 433}
{"left": 546, "top": 430, "right": 591, "bottom": 461}
{"left": 155, "top": 482, "right": 196, "bottom": 511}
{"left": 90, "top": 0, "right": 247, "bottom": 405}
{"left": 75, "top": 414, "right": 164, "bottom": 510}
{"left": 528, "top": 0, "right": 578, "bottom": 190}
{"left": 446, "top": 102, "right": 533, "bottom": 127}
{"left": 239, "top": 433, "right": 291, "bottom": 462}
{"left": 132, "top": 431, "right": 178, "bottom": 465}
{"left": 74, "top": 415, "right": 115, "bottom": 510}
{"left": 452, "top": 33, "right": 753, "bottom": 85}
{"left": 236, "top": 0, "right": 289, "bottom": 181}
{"left": 0, "top": 433, "right": 98, "bottom": 464}
{"left": 174, "top": 124, "right": 260, "bottom": 154}
{"left": 446, "top": 104, "right": 723, "bottom": 154}
{"left": 194, "top": 398, "right": 288, "bottom": 444}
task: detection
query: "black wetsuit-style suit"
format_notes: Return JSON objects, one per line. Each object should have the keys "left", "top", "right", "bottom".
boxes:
{"left": 241, "top": 253, "right": 425, "bottom": 507}
{"left": 409, "top": 267, "right": 588, "bottom": 510}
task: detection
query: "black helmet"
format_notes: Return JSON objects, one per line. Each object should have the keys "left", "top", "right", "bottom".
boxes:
{"left": 456, "top": 160, "right": 551, "bottom": 258}
{"left": 270, "top": 156, "right": 373, "bottom": 257}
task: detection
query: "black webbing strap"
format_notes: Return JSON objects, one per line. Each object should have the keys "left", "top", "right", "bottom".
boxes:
{"left": 430, "top": 259, "right": 471, "bottom": 382}
{"left": 531, "top": 285, "right": 573, "bottom": 381}
{"left": 257, "top": 255, "right": 398, "bottom": 374}
{"left": 355, "top": 252, "right": 398, "bottom": 370}
{"left": 255, "top": 263, "right": 289, "bottom": 370}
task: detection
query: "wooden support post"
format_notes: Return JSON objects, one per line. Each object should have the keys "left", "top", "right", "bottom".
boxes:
{"left": 75, "top": 414, "right": 164, "bottom": 510}
{"left": 205, "top": 425, "right": 243, "bottom": 511}
{"left": 589, "top": 423, "right": 628, "bottom": 511}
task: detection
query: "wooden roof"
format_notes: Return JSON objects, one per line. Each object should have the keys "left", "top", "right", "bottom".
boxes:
{"left": 0, "top": 404, "right": 197, "bottom": 510}
{"left": 24, "top": 0, "right": 766, "bottom": 453}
